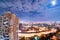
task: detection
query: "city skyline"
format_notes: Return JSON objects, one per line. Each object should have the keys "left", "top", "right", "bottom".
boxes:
{"left": 0, "top": 0, "right": 60, "bottom": 22}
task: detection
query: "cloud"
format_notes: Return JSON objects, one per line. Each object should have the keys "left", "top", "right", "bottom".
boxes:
{"left": 0, "top": 0, "right": 60, "bottom": 21}
{"left": 0, "top": 0, "right": 47, "bottom": 12}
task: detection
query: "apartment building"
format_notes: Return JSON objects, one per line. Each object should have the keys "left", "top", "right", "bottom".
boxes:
{"left": 0, "top": 11, "right": 19, "bottom": 40}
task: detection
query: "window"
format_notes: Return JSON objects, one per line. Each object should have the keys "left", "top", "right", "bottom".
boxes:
{"left": 6, "top": 39, "right": 9, "bottom": 40}
{"left": 4, "top": 16, "right": 6, "bottom": 19}
{"left": 5, "top": 33, "right": 8, "bottom": 35}
{"left": 0, "top": 26, "right": 1, "bottom": 27}
{"left": 6, "top": 23, "right": 8, "bottom": 25}
{"left": 0, "top": 17, "right": 2, "bottom": 20}
{"left": 5, "top": 29, "right": 9, "bottom": 33}
{"left": 5, "top": 26, "right": 8, "bottom": 28}
{"left": 3, "top": 22, "right": 8, "bottom": 25}
{"left": 0, "top": 29, "right": 2, "bottom": 33}
{"left": 0, "top": 33, "right": 1, "bottom": 35}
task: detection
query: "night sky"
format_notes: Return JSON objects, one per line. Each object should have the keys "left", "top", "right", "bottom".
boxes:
{"left": 0, "top": 0, "right": 60, "bottom": 22}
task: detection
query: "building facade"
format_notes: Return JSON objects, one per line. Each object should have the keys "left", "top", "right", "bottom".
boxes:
{"left": 0, "top": 11, "right": 19, "bottom": 40}
{"left": 0, "top": 16, "right": 4, "bottom": 40}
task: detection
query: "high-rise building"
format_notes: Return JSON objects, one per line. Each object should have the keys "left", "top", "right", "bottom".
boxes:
{"left": 0, "top": 11, "right": 19, "bottom": 40}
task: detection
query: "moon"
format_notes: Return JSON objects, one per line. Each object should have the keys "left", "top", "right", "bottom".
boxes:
{"left": 51, "top": 0, "right": 56, "bottom": 6}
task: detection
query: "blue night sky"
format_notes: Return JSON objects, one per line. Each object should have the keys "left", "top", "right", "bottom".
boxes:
{"left": 0, "top": 0, "right": 60, "bottom": 22}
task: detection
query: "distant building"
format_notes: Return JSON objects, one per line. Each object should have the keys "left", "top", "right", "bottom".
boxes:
{"left": 19, "top": 23, "right": 23, "bottom": 30}
{"left": 0, "top": 11, "right": 19, "bottom": 40}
